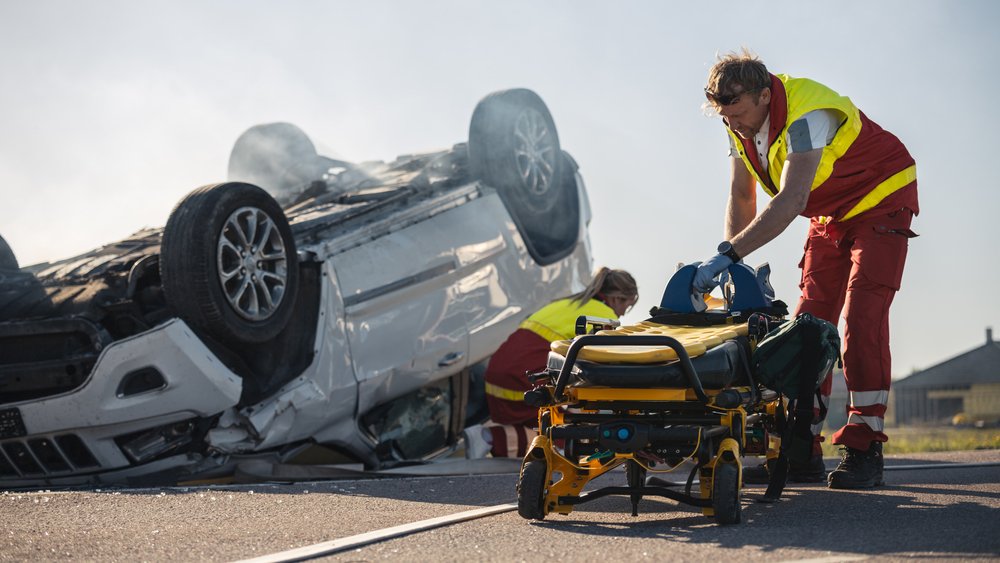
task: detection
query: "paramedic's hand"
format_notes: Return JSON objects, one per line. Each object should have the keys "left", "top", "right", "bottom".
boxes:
{"left": 692, "top": 254, "right": 732, "bottom": 293}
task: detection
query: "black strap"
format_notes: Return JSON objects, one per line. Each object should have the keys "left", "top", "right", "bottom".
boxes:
{"left": 761, "top": 453, "right": 788, "bottom": 503}
{"left": 760, "top": 321, "right": 823, "bottom": 502}
{"left": 759, "top": 391, "right": 788, "bottom": 503}
{"left": 734, "top": 336, "right": 759, "bottom": 404}
{"left": 815, "top": 387, "right": 828, "bottom": 422}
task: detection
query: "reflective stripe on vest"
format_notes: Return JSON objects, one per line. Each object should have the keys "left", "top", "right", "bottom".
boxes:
{"left": 839, "top": 164, "right": 917, "bottom": 221}
{"left": 728, "top": 74, "right": 915, "bottom": 221}
{"left": 485, "top": 381, "right": 527, "bottom": 402}
{"left": 518, "top": 298, "right": 617, "bottom": 343}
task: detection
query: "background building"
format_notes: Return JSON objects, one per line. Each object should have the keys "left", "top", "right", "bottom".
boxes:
{"left": 890, "top": 328, "right": 1000, "bottom": 426}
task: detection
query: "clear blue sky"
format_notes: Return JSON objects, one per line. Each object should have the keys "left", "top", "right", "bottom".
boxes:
{"left": 1, "top": 0, "right": 996, "bottom": 376}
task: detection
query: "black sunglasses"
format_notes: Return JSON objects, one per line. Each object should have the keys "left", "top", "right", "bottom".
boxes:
{"left": 704, "top": 86, "right": 763, "bottom": 106}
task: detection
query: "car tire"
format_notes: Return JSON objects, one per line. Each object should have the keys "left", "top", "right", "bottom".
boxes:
{"left": 227, "top": 122, "right": 331, "bottom": 203}
{"left": 160, "top": 182, "right": 299, "bottom": 345}
{"left": 0, "top": 234, "right": 17, "bottom": 271}
{"left": 468, "top": 89, "right": 580, "bottom": 263}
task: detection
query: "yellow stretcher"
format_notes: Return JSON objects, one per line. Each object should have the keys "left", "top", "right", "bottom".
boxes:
{"left": 516, "top": 264, "right": 788, "bottom": 526}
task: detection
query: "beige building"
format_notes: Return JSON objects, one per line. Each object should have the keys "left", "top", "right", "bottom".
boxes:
{"left": 890, "top": 328, "right": 1000, "bottom": 425}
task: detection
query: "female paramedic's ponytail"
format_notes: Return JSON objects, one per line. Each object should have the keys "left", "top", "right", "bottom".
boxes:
{"left": 570, "top": 267, "right": 637, "bottom": 308}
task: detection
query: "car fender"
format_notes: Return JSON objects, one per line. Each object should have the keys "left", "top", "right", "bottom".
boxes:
{"left": 214, "top": 258, "right": 357, "bottom": 452}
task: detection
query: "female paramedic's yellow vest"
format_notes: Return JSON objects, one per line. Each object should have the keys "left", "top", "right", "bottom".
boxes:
{"left": 727, "top": 74, "right": 917, "bottom": 221}
{"left": 482, "top": 297, "right": 618, "bottom": 404}
{"left": 519, "top": 297, "right": 617, "bottom": 343}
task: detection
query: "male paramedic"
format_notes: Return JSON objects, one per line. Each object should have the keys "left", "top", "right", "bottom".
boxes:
{"left": 694, "top": 50, "right": 918, "bottom": 489}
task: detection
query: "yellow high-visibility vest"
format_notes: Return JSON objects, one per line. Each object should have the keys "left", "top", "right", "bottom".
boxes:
{"left": 518, "top": 297, "right": 617, "bottom": 343}
{"left": 728, "top": 74, "right": 916, "bottom": 221}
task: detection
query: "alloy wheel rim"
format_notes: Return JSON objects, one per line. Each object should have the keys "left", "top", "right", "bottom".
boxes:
{"left": 513, "top": 108, "right": 556, "bottom": 199}
{"left": 216, "top": 206, "right": 288, "bottom": 321}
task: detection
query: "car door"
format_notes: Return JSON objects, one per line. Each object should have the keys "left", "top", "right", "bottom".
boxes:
{"left": 330, "top": 210, "right": 471, "bottom": 419}
{"left": 457, "top": 189, "right": 592, "bottom": 364}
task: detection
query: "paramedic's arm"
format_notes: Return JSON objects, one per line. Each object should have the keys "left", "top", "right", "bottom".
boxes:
{"left": 729, "top": 148, "right": 822, "bottom": 258}
{"left": 725, "top": 157, "right": 757, "bottom": 240}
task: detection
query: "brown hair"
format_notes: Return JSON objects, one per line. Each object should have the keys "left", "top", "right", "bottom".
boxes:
{"left": 705, "top": 47, "right": 770, "bottom": 99}
{"left": 571, "top": 266, "right": 638, "bottom": 306}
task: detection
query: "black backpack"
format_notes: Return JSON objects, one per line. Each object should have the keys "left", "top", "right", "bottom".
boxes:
{"left": 751, "top": 312, "right": 840, "bottom": 397}
{"left": 750, "top": 312, "right": 842, "bottom": 501}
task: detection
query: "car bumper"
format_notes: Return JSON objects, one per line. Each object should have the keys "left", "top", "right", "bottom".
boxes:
{"left": 0, "top": 318, "right": 242, "bottom": 488}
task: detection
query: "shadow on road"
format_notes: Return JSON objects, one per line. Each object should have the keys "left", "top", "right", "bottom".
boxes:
{"left": 524, "top": 481, "right": 1000, "bottom": 558}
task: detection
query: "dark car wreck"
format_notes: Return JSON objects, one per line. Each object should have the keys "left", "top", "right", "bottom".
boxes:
{"left": 0, "top": 89, "right": 594, "bottom": 488}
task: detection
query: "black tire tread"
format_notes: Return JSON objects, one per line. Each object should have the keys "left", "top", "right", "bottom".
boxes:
{"left": 468, "top": 89, "right": 579, "bottom": 263}
{"left": 160, "top": 182, "right": 299, "bottom": 345}
{"left": 712, "top": 462, "right": 742, "bottom": 525}
{"left": 517, "top": 459, "right": 548, "bottom": 520}
{"left": 0, "top": 234, "right": 17, "bottom": 270}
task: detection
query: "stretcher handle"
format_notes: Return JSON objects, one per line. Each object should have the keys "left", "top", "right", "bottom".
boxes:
{"left": 553, "top": 335, "right": 709, "bottom": 404}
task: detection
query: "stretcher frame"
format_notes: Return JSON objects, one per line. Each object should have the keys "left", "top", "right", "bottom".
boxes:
{"left": 516, "top": 324, "right": 785, "bottom": 526}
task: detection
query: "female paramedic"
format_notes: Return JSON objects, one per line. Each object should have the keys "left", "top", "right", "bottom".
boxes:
{"left": 463, "top": 267, "right": 638, "bottom": 458}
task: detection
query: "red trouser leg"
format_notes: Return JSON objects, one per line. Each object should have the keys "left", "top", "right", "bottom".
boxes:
{"left": 795, "top": 220, "right": 851, "bottom": 455}
{"left": 834, "top": 276, "right": 894, "bottom": 449}
{"left": 799, "top": 211, "right": 912, "bottom": 451}
{"left": 833, "top": 209, "right": 912, "bottom": 449}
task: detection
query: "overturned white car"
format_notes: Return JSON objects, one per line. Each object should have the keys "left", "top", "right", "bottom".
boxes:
{"left": 0, "top": 89, "right": 593, "bottom": 488}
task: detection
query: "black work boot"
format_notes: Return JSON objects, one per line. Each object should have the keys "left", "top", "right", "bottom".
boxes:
{"left": 827, "top": 442, "right": 885, "bottom": 489}
{"left": 743, "top": 454, "right": 826, "bottom": 484}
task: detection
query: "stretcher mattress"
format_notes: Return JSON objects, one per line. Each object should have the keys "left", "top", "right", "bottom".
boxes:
{"left": 550, "top": 321, "right": 749, "bottom": 364}
{"left": 548, "top": 339, "right": 746, "bottom": 389}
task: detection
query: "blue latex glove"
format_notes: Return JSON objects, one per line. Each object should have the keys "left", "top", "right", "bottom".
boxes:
{"left": 692, "top": 254, "right": 733, "bottom": 293}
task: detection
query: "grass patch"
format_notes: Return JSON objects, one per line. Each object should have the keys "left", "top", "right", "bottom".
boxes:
{"left": 819, "top": 426, "right": 1000, "bottom": 457}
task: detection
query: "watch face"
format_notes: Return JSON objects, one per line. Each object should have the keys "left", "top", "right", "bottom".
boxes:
{"left": 718, "top": 241, "right": 739, "bottom": 262}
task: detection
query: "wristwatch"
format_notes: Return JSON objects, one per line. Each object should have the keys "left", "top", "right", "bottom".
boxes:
{"left": 717, "top": 241, "right": 741, "bottom": 263}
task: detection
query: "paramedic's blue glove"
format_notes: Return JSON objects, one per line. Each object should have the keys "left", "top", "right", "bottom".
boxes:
{"left": 692, "top": 254, "right": 733, "bottom": 293}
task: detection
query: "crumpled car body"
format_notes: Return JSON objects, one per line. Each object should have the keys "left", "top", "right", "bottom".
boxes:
{"left": 0, "top": 89, "right": 594, "bottom": 488}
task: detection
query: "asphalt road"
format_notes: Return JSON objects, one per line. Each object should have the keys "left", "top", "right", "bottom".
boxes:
{"left": 2, "top": 450, "right": 998, "bottom": 562}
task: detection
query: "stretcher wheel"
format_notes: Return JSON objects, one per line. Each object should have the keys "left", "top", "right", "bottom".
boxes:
{"left": 712, "top": 462, "right": 742, "bottom": 525}
{"left": 517, "top": 459, "right": 548, "bottom": 520}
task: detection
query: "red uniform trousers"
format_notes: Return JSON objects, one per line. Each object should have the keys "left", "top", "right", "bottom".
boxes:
{"left": 797, "top": 205, "right": 916, "bottom": 451}
{"left": 482, "top": 329, "right": 550, "bottom": 457}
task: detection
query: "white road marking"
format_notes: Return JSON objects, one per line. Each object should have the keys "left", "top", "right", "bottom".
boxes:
{"left": 885, "top": 462, "right": 1000, "bottom": 471}
{"left": 232, "top": 503, "right": 517, "bottom": 563}
{"left": 778, "top": 555, "right": 867, "bottom": 563}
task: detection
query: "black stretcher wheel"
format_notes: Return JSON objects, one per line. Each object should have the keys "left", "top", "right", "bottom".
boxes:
{"left": 712, "top": 462, "right": 742, "bottom": 525}
{"left": 517, "top": 459, "right": 548, "bottom": 520}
